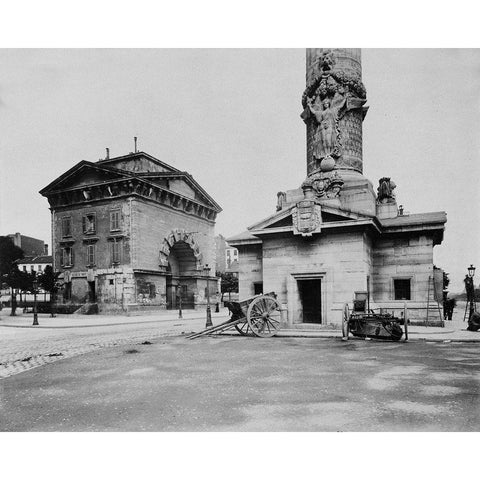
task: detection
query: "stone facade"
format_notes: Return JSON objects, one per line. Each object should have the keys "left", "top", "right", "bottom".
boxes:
{"left": 40, "top": 151, "right": 221, "bottom": 313}
{"left": 229, "top": 49, "right": 447, "bottom": 327}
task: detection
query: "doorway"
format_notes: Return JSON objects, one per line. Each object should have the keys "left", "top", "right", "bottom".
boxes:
{"left": 88, "top": 281, "right": 96, "bottom": 303}
{"left": 298, "top": 279, "right": 321, "bottom": 323}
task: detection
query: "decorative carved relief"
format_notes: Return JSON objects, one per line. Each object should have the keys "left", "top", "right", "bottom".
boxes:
{"left": 276, "top": 191, "right": 286, "bottom": 211}
{"left": 302, "top": 171, "right": 344, "bottom": 199}
{"left": 301, "top": 50, "right": 367, "bottom": 166}
{"left": 377, "top": 177, "right": 396, "bottom": 204}
{"left": 292, "top": 200, "right": 322, "bottom": 237}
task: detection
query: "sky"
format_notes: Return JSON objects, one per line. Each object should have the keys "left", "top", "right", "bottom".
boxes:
{"left": 0, "top": 48, "right": 479, "bottom": 292}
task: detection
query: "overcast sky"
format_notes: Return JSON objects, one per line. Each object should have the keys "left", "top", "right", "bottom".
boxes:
{"left": 0, "top": 48, "right": 478, "bottom": 292}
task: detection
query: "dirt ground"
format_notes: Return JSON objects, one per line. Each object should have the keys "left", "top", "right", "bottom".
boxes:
{"left": 1, "top": 335, "right": 479, "bottom": 431}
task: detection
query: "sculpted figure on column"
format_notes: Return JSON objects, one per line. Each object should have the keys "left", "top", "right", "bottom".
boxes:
{"left": 306, "top": 96, "right": 346, "bottom": 160}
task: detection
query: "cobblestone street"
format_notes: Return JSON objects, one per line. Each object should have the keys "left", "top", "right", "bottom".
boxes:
{"left": 0, "top": 311, "right": 212, "bottom": 379}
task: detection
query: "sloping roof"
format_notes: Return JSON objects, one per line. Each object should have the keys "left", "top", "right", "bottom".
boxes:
{"left": 39, "top": 160, "right": 131, "bottom": 195}
{"left": 39, "top": 152, "right": 222, "bottom": 213}
{"left": 226, "top": 230, "right": 262, "bottom": 245}
{"left": 96, "top": 151, "right": 182, "bottom": 174}
{"left": 15, "top": 255, "right": 53, "bottom": 264}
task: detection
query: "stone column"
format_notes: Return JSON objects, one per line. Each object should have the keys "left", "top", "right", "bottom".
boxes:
{"left": 302, "top": 48, "right": 368, "bottom": 176}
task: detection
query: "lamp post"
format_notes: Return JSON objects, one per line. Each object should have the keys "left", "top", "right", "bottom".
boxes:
{"left": 466, "top": 264, "right": 476, "bottom": 321}
{"left": 177, "top": 284, "right": 183, "bottom": 319}
{"left": 32, "top": 279, "right": 39, "bottom": 326}
{"left": 204, "top": 264, "right": 212, "bottom": 328}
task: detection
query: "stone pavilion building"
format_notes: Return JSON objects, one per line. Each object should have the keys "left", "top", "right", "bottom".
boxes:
{"left": 228, "top": 49, "right": 446, "bottom": 326}
{"left": 40, "top": 150, "right": 221, "bottom": 313}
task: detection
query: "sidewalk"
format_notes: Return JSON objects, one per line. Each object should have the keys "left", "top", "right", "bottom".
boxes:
{"left": 1, "top": 307, "right": 479, "bottom": 342}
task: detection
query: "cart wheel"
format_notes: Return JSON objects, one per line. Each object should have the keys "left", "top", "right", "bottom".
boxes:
{"left": 234, "top": 321, "right": 251, "bottom": 336}
{"left": 403, "top": 302, "right": 409, "bottom": 341}
{"left": 342, "top": 303, "right": 350, "bottom": 340}
{"left": 247, "top": 295, "right": 282, "bottom": 338}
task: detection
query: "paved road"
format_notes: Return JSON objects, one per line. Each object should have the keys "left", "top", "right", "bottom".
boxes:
{"left": 1, "top": 335, "right": 479, "bottom": 431}
{"left": 0, "top": 312, "right": 211, "bottom": 379}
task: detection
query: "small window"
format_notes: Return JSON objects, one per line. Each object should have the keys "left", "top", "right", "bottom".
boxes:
{"left": 86, "top": 244, "right": 96, "bottom": 266}
{"left": 30, "top": 265, "right": 35, "bottom": 272}
{"left": 109, "top": 279, "right": 114, "bottom": 285}
{"left": 61, "top": 247, "right": 73, "bottom": 267}
{"left": 62, "top": 216, "right": 72, "bottom": 238}
{"left": 82, "top": 213, "right": 96, "bottom": 235}
{"left": 111, "top": 238, "right": 121, "bottom": 265}
{"left": 23, "top": 266, "right": 27, "bottom": 272}
{"left": 149, "top": 283, "right": 156, "bottom": 299}
{"left": 394, "top": 279, "right": 411, "bottom": 300}
{"left": 110, "top": 210, "right": 121, "bottom": 231}
{"left": 38, "top": 265, "right": 42, "bottom": 272}
{"left": 254, "top": 282, "right": 263, "bottom": 295}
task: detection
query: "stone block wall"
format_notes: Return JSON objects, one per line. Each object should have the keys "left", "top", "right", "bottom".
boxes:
{"left": 237, "top": 244, "right": 263, "bottom": 299}
{"left": 372, "top": 234, "right": 436, "bottom": 322}
{"left": 261, "top": 231, "right": 373, "bottom": 326}
{"left": 131, "top": 199, "right": 215, "bottom": 273}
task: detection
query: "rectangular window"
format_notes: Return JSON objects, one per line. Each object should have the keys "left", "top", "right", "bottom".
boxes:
{"left": 111, "top": 238, "right": 121, "bottom": 265}
{"left": 30, "top": 265, "right": 35, "bottom": 272}
{"left": 394, "top": 279, "right": 411, "bottom": 300}
{"left": 61, "top": 247, "right": 73, "bottom": 267}
{"left": 82, "top": 213, "right": 96, "bottom": 235}
{"left": 110, "top": 210, "right": 121, "bottom": 231}
{"left": 23, "top": 266, "right": 27, "bottom": 272}
{"left": 62, "top": 216, "right": 72, "bottom": 238}
{"left": 38, "top": 265, "right": 42, "bottom": 272}
{"left": 87, "top": 244, "right": 96, "bottom": 266}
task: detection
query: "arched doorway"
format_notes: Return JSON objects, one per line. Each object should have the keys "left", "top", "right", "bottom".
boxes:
{"left": 166, "top": 241, "right": 197, "bottom": 309}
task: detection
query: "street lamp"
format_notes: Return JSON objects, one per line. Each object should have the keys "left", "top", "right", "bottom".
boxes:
{"left": 32, "top": 279, "right": 39, "bottom": 326}
{"left": 204, "top": 264, "right": 212, "bottom": 328}
{"left": 468, "top": 264, "right": 476, "bottom": 278}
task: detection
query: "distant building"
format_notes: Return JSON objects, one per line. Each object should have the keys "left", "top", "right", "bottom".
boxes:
{"left": 215, "top": 234, "right": 239, "bottom": 273}
{"left": 7, "top": 233, "right": 48, "bottom": 256}
{"left": 40, "top": 150, "right": 222, "bottom": 312}
{"left": 15, "top": 255, "right": 53, "bottom": 274}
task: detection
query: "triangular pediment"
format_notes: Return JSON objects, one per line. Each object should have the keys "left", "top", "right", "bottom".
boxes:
{"left": 248, "top": 203, "right": 373, "bottom": 233}
{"left": 97, "top": 152, "right": 181, "bottom": 174}
{"left": 39, "top": 161, "right": 132, "bottom": 195}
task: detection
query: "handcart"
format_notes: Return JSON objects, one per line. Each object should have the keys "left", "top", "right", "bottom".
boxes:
{"left": 187, "top": 292, "right": 282, "bottom": 339}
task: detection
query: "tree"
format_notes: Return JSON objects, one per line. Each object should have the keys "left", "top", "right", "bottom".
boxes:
{"left": 38, "top": 266, "right": 61, "bottom": 317}
{"left": 0, "top": 236, "right": 24, "bottom": 276}
{"left": 4, "top": 267, "right": 29, "bottom": 316}
{"left": 218, "top": 271, "right": 239, "bottom": 302}
{"left": 0, "top": 236, "right": 25, "bottom": 315}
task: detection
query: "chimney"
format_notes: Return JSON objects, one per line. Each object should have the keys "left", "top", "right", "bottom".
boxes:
{"left": 106, "top": 148, "right": 110, "bottom": 159}
{"left": 134, "top": 136, "right": 138, "bottom": 153}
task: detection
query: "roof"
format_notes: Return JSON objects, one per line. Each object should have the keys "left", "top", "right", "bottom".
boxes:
{"left": 226, "top": 230, "right": 262, "bottom": 246}
{"left": 15, "top": 255, "right": 53, "bottom": 265}
{"left": 380, "top": 211, "right": 447, "bottom": 227}
{"left": 39, "top": 152, "right": 222, "bottom": 213}
{"left": 228, "top": 208, "right": 447, "bottom": 247}
{"left": 96, "top": 151, "right": 182, "bottom": 174}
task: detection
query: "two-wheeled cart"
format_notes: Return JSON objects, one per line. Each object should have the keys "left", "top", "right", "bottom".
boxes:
{"left": 187, "top": 292, "right": 282, "bottom": 339}
{"left": 342, "top": 302, "right": 408, "bottom": 342}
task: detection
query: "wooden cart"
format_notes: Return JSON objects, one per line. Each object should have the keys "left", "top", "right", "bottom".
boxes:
{"left": 342, "top": 303, "right": 408, "bottom": 342}
{"left": 187, "top": 293, "right": 282, "bottom": 339}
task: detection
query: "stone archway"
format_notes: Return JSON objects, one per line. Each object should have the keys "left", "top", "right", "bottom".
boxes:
{"left": 158, "top": 228, "right": 203, "bottom": 269}
{"left": 160, "top": 229, "right": 204, "bottom": 309}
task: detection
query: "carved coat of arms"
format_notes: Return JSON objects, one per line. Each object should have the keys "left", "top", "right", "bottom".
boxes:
{"left": 292, "top": 200, "right": 322, "bottom": 237}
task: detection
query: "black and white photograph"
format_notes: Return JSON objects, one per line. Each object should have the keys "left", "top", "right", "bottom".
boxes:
{"left": 1, "top": 2, "right": 479, "bottom": 479}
